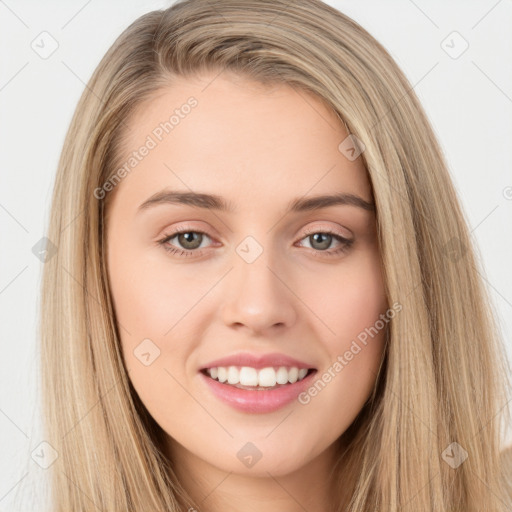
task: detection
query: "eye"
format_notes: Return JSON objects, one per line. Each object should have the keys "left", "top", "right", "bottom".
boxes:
{"left": 296, "top": 229, "right": 354, "bottom": 257}
{"left": 158, "top": 227, "right": 213, "bottom": 257}
{"left": 157, "top": 226, "right": 354, "bottom": 258}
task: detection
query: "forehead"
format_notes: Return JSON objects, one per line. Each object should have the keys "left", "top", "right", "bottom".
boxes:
{"left": 112, "top": 72, "right": 372, "bottom": 211}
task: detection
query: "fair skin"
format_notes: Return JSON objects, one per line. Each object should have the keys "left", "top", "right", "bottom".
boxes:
{"left": 106, "top": 71, "right": 388, "bottom": 511}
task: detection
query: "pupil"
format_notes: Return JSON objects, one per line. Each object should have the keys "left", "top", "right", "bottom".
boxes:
{"left": 311, "top": 233, "right": 331, "bottom": 250}
{"left": 179, "top": 232, "right": 201, "bottom": 249}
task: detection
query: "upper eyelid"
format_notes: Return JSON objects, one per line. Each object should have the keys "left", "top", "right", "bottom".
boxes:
{"left": 300, "top": 225, "right": 352, "bottom": 239}
{"left": 161, "top": 225, "right": 350, "bottom": 237}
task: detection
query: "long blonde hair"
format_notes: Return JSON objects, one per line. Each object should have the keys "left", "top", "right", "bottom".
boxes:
{"left": 40, "top": 0, "right": 512, "bottom": 510}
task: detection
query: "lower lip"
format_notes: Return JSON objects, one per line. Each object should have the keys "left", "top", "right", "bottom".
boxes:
{"left": 199, "top": 370, "right": 317, "bottom": 413}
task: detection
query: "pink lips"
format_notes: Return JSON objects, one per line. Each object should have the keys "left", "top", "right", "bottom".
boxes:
{"left": 198, "top": 351, "right": 318, "bottom": 414}
{"left": 199, "top": 368, "right": 317, "bottom": 413}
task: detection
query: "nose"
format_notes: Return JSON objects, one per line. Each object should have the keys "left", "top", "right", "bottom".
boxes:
{"left": 220, "top": 249, "right": 297, "bottom": 335}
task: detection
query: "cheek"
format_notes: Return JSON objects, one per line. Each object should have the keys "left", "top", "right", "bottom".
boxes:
{"left": 107, "top": 233, "right": 176, "bottom": 375}
{"left": 315, "top": 250, "right": 387, "bottom": 342}
{"left": 301, "top": 250, "right": 387, "bottom": 411}
{"left": 107, "top": 233, "right": 203, "bottom": 338}
{"left": 107, "top": 237, "right": 202, "bottom": 423}
{"left": 107, "top": 231, "right": 219, "bottom": 408}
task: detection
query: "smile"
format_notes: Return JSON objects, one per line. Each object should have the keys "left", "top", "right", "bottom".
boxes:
{"left": 202, "top": 366, "right": 313, "bottom": 389}
{"left": 199, "top": 367, "right": 318, "bottom": 413}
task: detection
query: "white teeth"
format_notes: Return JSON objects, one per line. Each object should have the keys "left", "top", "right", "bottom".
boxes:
{"left": 205, "top": 366, "right": 311, "bottom": 387}
{"left": 258, "top": 367, "right": 276, "bottom": 387}
{"left": 217, "top": 367, "right": 227, "bottom": 383}
{"left": 239, "top": 367, "right": 259, "bottom": 386}
{"left": 227, "top": 366, "right": 239, "bottom": 385}
{"left": 288, "top": 367, "right": 299, "bottom": 384}
{"left": 276, "top": 367, "right": 289, "bottom": 384}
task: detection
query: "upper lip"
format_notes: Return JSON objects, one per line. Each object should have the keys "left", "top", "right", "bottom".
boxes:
{"left": 200, "top": 352, "right": 317, "bottom": 371}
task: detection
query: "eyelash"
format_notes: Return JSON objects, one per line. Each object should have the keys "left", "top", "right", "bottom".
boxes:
{"left": 158, "top": 226, "right": 354, "bottom": 259}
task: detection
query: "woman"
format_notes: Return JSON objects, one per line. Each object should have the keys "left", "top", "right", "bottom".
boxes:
{"left": 40, "top": 0, "right": 512, "bottom": 510}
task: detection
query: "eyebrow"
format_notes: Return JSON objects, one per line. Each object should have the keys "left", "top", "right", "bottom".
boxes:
{"left": 137, "top": 189, "right": 376, "bottom": 214}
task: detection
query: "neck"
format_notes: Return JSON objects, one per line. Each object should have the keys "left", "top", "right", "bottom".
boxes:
{"left": 166, "top": 436, "right": 348, "bottom": 512}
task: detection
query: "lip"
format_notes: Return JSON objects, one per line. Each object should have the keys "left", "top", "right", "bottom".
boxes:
{"left": 199, "top": 369, "right": 318, "bottom": 413}
{"left": 199, "top": 352, "right": 316, "bottom": 371}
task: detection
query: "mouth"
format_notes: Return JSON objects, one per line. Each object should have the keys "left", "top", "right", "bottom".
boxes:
{"left": 200, "top": 366, "right": 317, "bottom": 391}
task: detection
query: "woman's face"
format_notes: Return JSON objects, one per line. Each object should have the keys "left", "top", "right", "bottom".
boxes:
{"left": 106, "top": 71, "right": 388, "bottom": 481}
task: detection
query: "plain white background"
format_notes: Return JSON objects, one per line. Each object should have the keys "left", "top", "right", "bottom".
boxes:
{"left": 1, "top": 1, "right": 511, "bottom": 510}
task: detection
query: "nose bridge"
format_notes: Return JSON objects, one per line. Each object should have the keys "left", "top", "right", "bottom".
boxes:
{"left": 220, "top": 234, "right": 297, "bottom": 332}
